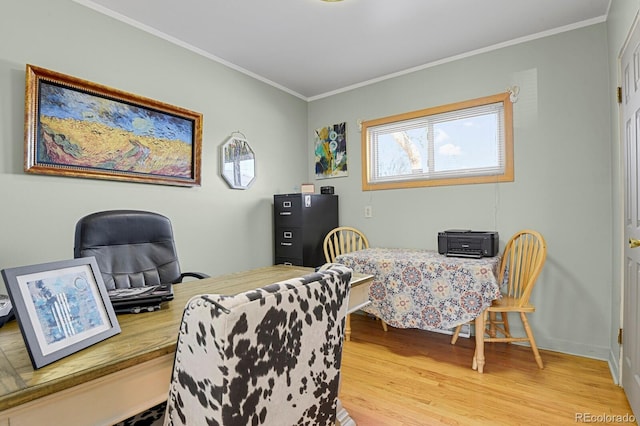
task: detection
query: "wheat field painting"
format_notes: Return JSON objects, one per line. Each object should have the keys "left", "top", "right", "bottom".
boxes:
{"left": 39, "top": 81, "right": 193, "bottom": 177}
{"left": 24, "top": 65, "right": 202, "bottom": 186}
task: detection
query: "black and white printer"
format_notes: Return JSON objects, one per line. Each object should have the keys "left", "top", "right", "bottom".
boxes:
{"left": 437, "top": 229, "right": 499, "bottom": 258}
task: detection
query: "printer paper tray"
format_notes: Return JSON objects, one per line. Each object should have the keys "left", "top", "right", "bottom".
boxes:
{"left": 446, "top": 252, "right": 483, "bottom": 259}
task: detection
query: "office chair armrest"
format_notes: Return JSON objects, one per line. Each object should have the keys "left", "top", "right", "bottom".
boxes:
{"left": 176, "top": 272, "right": 210, "bottom": 283}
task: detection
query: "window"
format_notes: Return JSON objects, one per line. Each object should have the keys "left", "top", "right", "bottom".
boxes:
{"left": 361, "top": 92, "right": 513, "bottom": 190}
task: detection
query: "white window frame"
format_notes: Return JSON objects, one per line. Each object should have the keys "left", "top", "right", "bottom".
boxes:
{"left": 361, "top": 92, "right": 514, "bottom": 190}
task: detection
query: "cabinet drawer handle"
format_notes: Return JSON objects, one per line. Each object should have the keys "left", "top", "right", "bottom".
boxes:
{"left": 280, "top": 242, "right": 293, "bottom": 246}
{"left": 283, "top": 262, "right": 293, "bottom": 265}
{"left": 279, "top": 212, "right": 292, "bottom": 216}
{"left": 283, "top": 232, "right": 292, "bottom": 238}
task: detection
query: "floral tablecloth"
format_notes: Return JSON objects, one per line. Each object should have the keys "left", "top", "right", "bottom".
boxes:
{"left": 335, "top": 248, "right": 501, "bottom": 331}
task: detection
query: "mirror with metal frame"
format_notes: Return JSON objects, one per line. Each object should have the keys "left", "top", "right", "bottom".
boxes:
{"left": 220, "top": 133, "right": 256, "bottom": 189}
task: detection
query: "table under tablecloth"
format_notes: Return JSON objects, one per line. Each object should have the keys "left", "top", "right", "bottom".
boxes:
{"left": 335, "top": 247, "right": 501, "bottom": 331}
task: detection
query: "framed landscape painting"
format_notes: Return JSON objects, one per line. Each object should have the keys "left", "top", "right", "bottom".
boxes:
{"left": 24, "top": 64, "right": 202, "bottom": 187}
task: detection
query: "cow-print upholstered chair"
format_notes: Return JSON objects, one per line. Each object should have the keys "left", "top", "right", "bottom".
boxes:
{"left": 115, "top": 264, "right": 353, "bottom": 426}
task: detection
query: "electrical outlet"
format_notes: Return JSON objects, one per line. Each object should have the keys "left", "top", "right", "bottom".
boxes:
{"left": 364, "top": 205, "right": 373, "bottom": 218}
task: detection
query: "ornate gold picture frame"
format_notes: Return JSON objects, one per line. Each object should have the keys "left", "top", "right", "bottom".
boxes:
{"left": 24, "top": 65, "right": 202, "bottom": 187}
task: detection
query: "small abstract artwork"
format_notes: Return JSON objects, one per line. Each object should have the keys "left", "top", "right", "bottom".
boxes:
{"left": 315, "top": 122, "right": 347, "bottom": 179}
{"left": 1, "top": 257, "right": 120, "bottom": 369}
{"left": 24, "top": 65, "right": 202, "bottom": 187}
{"left": 26, "top": 269, "right": 108, "bottom": 354}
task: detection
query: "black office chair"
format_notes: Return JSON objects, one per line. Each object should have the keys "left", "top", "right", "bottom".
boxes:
{"left": 74, "top": 210, "right": 208, "bottom": 291}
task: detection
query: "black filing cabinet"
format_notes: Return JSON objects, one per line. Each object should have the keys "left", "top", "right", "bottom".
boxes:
{"left": 274, "top": 193, "right": 339, "bottom": 267}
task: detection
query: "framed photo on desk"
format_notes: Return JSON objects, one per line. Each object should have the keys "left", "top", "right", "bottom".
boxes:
{"left": 1, "top": 257, "right": 120, "bottom": 369}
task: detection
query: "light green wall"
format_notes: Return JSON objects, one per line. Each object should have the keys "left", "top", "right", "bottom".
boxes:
{"left": 308, "top": 24, "right": 613, "bottom": 359}
{"left": 0, "top": 0, "right": 308, "bottom": 279}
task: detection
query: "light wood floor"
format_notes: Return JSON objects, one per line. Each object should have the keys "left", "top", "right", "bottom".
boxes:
{"left": 339, "top": 314, "right": 636, "bottom": 426}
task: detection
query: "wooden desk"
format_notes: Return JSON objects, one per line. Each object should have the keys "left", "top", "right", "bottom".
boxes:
{"left": 0, "top": 265, "right": 372, "bottom": 426}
